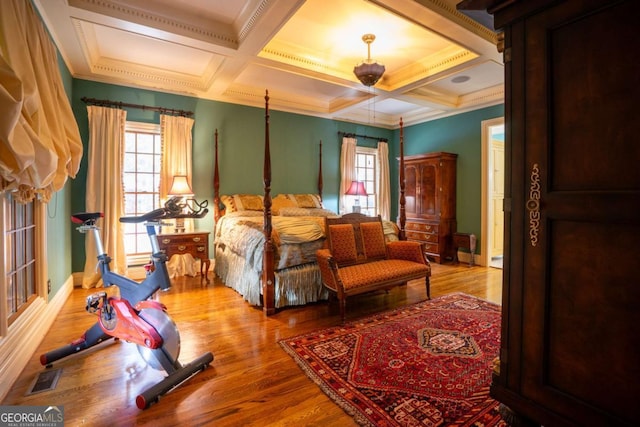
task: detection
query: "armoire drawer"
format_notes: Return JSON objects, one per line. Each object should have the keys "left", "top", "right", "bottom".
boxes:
{"left": 405, "top": 221, "right": 438, "bottom": 234}
{"left": 406, "top": 230, "right": 438, "bottom": 243}
{"left": 422, "top": 242, "right": 439, "bottom": 254}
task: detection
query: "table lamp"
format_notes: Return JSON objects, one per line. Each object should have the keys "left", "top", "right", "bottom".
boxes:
{"left": 345, "top": 181, "right": 367, "bottom": 213}
{"left": 168, "top": 175, "right": 193, "bottom": 232}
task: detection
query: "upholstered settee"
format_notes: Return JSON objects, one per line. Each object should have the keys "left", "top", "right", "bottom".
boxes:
{"left": 316, "top": 213, "right": 431, "bottom": 322}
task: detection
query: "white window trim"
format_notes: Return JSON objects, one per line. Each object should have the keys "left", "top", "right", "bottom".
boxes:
{"left": 0, "top": 196, "right": 48, "bottom": 336}
{"left": 124, "top": 121, "right": 161, "bottom": 266}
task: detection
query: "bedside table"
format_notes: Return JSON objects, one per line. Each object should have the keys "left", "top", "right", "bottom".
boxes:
{"left": 158, "top": 231, "right": 210, "bottom": 282}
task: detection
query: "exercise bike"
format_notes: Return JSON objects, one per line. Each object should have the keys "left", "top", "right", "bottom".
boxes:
{"left": 40, "top": 197, "right": 213, "bottom": 409}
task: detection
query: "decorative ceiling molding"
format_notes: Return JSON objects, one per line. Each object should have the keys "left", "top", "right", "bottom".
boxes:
{"left": 69, "top": 0, "right": 239, "bottom": 48}
{"left": 35, "top": 0, "right": 505, "bottom": 127}
{"left": 400, "top": 0, "right": 498, "bottom": 44}
{"left": 237, "top": 0, "right": 272, "bottom": 43}
{"left": 381, "top": 49, "right": 479, "bottom": 91}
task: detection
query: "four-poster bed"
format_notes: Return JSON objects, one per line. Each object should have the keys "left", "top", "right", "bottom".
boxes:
{"left": 212, "top": 91, "right": 408, "bottom": 315}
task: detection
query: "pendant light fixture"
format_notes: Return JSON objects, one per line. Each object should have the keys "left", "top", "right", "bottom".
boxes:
{"left": 353, "top": 34, "right": 385, "bottom": 87}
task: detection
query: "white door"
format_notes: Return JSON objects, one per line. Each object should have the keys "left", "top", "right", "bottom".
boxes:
{"left": 490, "top": 139, "right": 505, "bottom": 258}
{"left": 481, "top": 118, "right": 505, "bottom": 268}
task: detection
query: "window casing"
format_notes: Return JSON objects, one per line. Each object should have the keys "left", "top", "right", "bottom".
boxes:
{"left": 123, "top": 122, "right": 161, "bottom": 265}
{"left": 1, "top": 192, "right": 47, "bottom": 335}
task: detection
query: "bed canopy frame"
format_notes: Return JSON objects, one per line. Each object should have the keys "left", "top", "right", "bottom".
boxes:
{"left": 212, "top": 91, "right": 407, "bottom": 315}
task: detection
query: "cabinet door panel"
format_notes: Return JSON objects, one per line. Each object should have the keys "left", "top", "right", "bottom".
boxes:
{"left": 419, "top": 163, "right": 437, "bottom": 217}
{"left": 516, "top": 1, "right": 640, "bottom": 425}
{"left": 405, "top": 164, "right": 417, "bottom": 216}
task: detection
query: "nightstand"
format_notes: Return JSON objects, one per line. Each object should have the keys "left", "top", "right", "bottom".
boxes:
{"left": 158, "top": 231, "right": 210, "bottom": 282}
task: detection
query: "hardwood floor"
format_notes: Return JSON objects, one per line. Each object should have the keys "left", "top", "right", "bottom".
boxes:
{"left": 2, "top": 262, "right": 502, "bottom": 426}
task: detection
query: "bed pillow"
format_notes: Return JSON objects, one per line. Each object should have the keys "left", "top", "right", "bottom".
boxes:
{"left": 237, "top": 194, "right": 263, "bottom": 211}
{"left": 272, "top": 194, "right": 297, "bottom": 215}
{"left": 220, "top": 194, "right": 264, "bottom": 213}
{"left": 220, "top": 195, "right": 237, "bottom": 213}
{"left": 286, "top": 194, "right": 323, "bottom": 208}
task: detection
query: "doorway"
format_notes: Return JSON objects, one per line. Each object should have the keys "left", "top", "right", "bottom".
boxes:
{"left": 481, "top": 118, "right": 505, "bottom": 269}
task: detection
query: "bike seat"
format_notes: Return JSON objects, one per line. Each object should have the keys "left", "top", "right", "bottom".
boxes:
{"left": 72, "top": 212, "right": 103, "bottom": 224}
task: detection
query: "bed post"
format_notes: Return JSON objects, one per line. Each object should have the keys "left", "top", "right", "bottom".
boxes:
{"left": 398, "top": 118, "right": 406, "bottom": 240}
{"left": 318, "top": 140, "right": 323, "bottom": 202}
{"left": 213, "top": 129, "right": 220, "bottom": 221}
{"left": 262, "top": 91, "right": 276, "bottom": 315}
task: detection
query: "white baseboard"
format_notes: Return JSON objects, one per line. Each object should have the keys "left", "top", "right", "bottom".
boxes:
{"left": 0, "top": 276, "right": 74, "bottom": 401}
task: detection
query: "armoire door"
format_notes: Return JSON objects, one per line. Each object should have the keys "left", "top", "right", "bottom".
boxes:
{"left": 500, "top": 0, "right": 640, "bottom": 425}
{"left": 404, "top": 163, "right": 418, "bottom": 218}
{"left": 418, "top": 161, "right": 437, "bottom": 220}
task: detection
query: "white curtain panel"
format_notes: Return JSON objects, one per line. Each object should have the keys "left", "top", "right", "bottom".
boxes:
{"left": 339, "top": 137, "right": 357, "bottom": 214}
{"left": 160, "top": 114, "right": 194, "bottom": 231}
{"left": 160, "top": 115, "right": 194, "bottom": 198}
{"left": 83, "top": 106, "right": 127, "bottom": 288}
{"left": 0, "top": 0, "right": 82, "bottom": 200}
{"left": 377, "top": 141, "right": 390, "bottom": 220}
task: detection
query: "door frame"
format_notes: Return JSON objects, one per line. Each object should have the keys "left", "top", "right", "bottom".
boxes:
{"left": 480, "top": 117, "right": 505, "bottom": 267}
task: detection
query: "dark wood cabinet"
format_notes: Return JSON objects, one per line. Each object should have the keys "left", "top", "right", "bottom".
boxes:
{"left": 458, "top": 0, "right": 640, "bottom": 426}
{"left": 403, "top": 152, "right": 457, "bottom": 263}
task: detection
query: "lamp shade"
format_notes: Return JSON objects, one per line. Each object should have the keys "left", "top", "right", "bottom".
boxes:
{"left": 168, "top": 175, "right": 193, "bottom": 196}
{"left": 345, "top": 181, "right": 367, "bottom": 196}
{"left": 354, "top": 62, "right": 385, "bottom": 87}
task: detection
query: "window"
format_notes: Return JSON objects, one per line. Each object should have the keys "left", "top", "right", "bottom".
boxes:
{"left": 123, "top": 122, "right": 161, "bottom": 264}
{"left": 354, "top": 147, "right": 377, "bottom": 217}
{"left": 1, "top": 192, "right": 47, "bottom": 334}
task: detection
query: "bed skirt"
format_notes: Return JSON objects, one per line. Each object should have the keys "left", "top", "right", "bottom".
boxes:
{"left": 214, "top": 244, "right": 329, "bottom": 308}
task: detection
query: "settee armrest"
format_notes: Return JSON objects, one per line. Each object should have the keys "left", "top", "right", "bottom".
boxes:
{"left": 386, "top": 241, "right": 429, "bottom": 266}
{"left": 316, "top": 248, "right": 342, "bottom": 294}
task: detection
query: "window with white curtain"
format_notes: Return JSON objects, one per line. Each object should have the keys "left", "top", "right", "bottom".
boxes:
{"left": 122, "top": 122, "right": 161, "bottom": 264}
{"left": 355, "top": 146, "right": 378, "bottom": 216}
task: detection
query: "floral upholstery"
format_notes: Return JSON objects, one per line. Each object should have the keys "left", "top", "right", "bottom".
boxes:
{"left": 316, "top": 214, "right": 431, "bottom": 323}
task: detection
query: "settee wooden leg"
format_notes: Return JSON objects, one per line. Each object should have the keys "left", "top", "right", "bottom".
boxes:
{"left": 425, "top": 277, "right": 431, "bottom": 299}
{"left": 340, "top": 299, "right": 346, "bottom": 324}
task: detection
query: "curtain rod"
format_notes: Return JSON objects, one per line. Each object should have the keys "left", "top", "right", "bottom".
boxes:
{"left": 338, "top": 131, "right": 387, "bottom": 142}
{"left": 81, "top": 97, "right": 194, "bottom": 117}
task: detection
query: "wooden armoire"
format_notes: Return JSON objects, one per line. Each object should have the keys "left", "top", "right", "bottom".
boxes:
{"left": 458, "top": 0, "right": 640, "bottom": 426}
{"left": 402, "top": 152, "right": 457, "bottom": 263}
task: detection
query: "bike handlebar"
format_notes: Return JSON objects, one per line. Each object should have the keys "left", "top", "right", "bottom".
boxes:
{"left": 119, "top": 197, "right": 208, "bottom": 223}
{"left": 72, "top": 197, "right": 208, "bottom": 225}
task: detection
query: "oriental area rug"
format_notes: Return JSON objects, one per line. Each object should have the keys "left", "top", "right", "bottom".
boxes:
{"left": 279, "top": 293, "right": 505, "bottom": 426}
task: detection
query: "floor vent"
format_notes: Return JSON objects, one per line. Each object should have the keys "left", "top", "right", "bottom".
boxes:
{"left": 26, "top": 368, "right": 62, "bottom": 395}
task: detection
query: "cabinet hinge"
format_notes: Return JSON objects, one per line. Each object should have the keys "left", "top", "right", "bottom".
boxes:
{"left": 503, "top": 198, "right": 511, "bottom": 212}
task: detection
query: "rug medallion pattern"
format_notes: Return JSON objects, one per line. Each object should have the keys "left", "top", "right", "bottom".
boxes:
{"left": 280, "top": 293, "right": 505, "bottom": 426}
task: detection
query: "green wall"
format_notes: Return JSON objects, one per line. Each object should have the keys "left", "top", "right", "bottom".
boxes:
{"left": 67, "top": 79, "right": 502, "bottom": 271}
{"left": 45, "top": 52, "right": 75, "bottom": 301}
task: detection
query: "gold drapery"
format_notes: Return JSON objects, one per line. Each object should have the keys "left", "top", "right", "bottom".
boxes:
{"left": 0, "top": 0, "right": 82, "bottom": 202}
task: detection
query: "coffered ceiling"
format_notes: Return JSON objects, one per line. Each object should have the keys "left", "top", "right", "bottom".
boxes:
{"left": 34, "top": 0, "right": 503, "bottom": 128}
